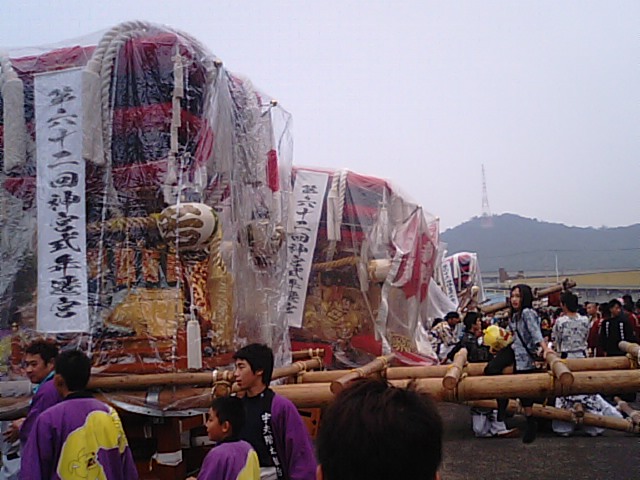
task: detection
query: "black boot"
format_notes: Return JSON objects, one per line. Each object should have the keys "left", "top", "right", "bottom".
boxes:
{"left": 522, "top": 416, "right": 538, "bottom": 444}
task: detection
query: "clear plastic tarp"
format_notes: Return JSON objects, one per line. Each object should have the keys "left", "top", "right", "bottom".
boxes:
{"left": 288, "top": 167, "right": 440, "bottom": 367}
{"left": 0, "top": 21, "right": 442, "bottom": 419}
{"left": 437, "top": 251, "right": 485, "bottom": 312}
{"left": 0, "top": 21, "right": 292, "bottom": 379}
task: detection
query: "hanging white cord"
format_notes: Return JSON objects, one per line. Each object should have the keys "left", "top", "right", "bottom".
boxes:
{"left": 325, "top": 169, "right": 347, "bottom": 261}
{"left": 1, "top": 55, "right": 27, "bottom": 173}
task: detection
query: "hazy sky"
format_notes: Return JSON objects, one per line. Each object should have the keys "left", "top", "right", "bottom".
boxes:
{"left": 2, "top": 1, "right": 638, "bottom": 230}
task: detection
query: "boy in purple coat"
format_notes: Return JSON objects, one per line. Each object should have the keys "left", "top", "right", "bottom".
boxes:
{"left": 187, "top": 396, "right": 259, "bottom": 480}
{"left": 233, "top": 344, "right": 316, "bottom": 480}
{"left": 22, "top": 350, "right": 138, "bottom": 480}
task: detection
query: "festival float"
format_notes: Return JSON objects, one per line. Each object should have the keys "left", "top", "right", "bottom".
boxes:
{"left": 1, "top": 20, "right": 639, "bottom": 479}
{"left": 0, "top": 20, "right": 441, "bottom": 477}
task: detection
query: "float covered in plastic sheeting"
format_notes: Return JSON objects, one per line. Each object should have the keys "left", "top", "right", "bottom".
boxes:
{"left": 287, "top": 167, "right": 440, "bottom": 367}
{"left": 437, "top": 251, "right": 485, "bottom": 313}
{"left": 0, "top": 20, "right": 292, "bottom": 376}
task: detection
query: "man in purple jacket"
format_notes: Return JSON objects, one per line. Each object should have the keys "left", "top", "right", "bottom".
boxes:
{"left": 3, "top": 339, "right": 62, "bottom": 473}
{"left": 22, "top": 350, "right": 138, "bottom": 480}
{"left": 234, "top": 344, "right": 316, "bottom": 480}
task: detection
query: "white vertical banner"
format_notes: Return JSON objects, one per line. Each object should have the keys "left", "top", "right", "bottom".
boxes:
{"left": 285, "top": 170, "right": 329, "bottom": 328}
{"left": 35, "top": 67, "right": 89, "bottom": 332}
{"left": 441, "top": 260, "right": 459, "bottom": 308}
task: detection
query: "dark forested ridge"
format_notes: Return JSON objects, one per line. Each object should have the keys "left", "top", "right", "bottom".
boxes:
{"left": 440, "top": 214, "right": 640, "bottom": 274}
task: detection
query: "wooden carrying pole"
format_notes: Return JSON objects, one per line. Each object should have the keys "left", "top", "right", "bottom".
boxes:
{"left": 297, "top": 356, "right": 631, "bottom": 384}
{"left": 468, "top": 399, "right": 640, "bottom": 434}
{"left": 442, "top": 348, "right": 467, "bottom": 390}
{"left": 544, "top": 351, "right": 574, "bottom": 387}
{"left": 291, "top": 348, "right": 325, "bottom": 361}
{"left": 2, "top": 368, "right": 640, "bottom": 412}
{"left": 88, "top": 357, "right": 323, "bottom": 391}
{"left": 271, "top": 369, "right": 640, "bottom": 409}
{"left": 619, "top": 341, "right": 640, "bottom": 360}
{"left": 614, "top": 396, "right": 640, "bottom": 427}
{"left": 329, "top": 354, "right": 395, "bottom": 394}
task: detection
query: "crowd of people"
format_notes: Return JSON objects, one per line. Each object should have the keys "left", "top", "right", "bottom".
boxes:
{"left": 0, "top": 340, "right": 444, "bottom": 480}
{"left": 429, "top": 286, "right": 639, "bottom": 443}
{"left": 1, "top": 289, "right": 637, "bottom": 478}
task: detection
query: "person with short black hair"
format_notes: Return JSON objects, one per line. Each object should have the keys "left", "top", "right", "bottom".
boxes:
{"left": 552, "top": 291, "right": 589, "bottom": 358}
{"left": 2, "top": 339, "right": 62, "bottom": 479}
{"left": 551, "top": 292, "right": 623, "bottom": 436}
{"left": 188, "top": 396, "right": 259, "bottom": 480}
{"left": 316, "top": 378, "right": 443, "bottom": 480}
{"left": 233, "top": 344, "right": 316, "bottom": 480}
{"left": 21, "top": 350, "right": 138, "bottom": 479}
{"left": 430, "top": 311, "right": 461, "bottom": 362}
{"left": 622, "top": 299, "right": 640, "bottom": 339}
{"left": 599, "top": 299, "right": 637, "bottom": 357}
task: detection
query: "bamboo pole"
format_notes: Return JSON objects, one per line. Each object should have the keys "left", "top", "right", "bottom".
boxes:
{"left": 88, "top": 357, "right": 323, "bottom": 391}
{"left": 298, "top": 356, "right": 631, "bottom": 384}
{"left": 330, "top": 354, "right": 395, "bottom": 394}
{"left": 274, "top": 358, "right": 324, "bottom": 379}
{"left": 614, "top": 396, "right": 640, "bottom": 427}
{"left": 468, "top": 399, "right": 639, "bottom": 434}
{"left": 277, "top": 369, "right": 640, "bottom": 408}
{"left": 544, "top": 351, "right": 574, "bottom": 387}
{"left": 291, "top": 349, "right": 325, "bottom": 361}
{"left": 448, "top": 370, "right": 640, "bottom": 402}
{"left": 442, "top": 348, "right": 467, "bottom": 390}
{"left": 619, "top": 341, "right": 640, "bottom": 361}
{"left": 1, "top": 368, "right": 639, "bottom": 412}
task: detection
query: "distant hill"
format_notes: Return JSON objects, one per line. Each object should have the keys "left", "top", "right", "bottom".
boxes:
{"left": 440, "top": 214, "right": 640, "bottom": 275}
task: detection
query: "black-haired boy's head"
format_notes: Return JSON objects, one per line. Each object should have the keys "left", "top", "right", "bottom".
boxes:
{"left": 316, "top": 378, "right": 443, "bottom": 480}
{"left": 207, "top": 396, "right": 246, "bottom": 443}
{"left": 560, "top": 291, "right": 579, "bottom": 313}
{"left": 54, "top": 350, "right": 91, "bottom": 393}
{"left": 233, "top": 344, "right": 274, "bottom": 386}
{"left": 463, "top": 311, "right": 480, "bottom": 332}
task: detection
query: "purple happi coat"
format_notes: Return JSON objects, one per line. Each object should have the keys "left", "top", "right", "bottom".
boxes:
{"left": 198, "top": 439, "right": 260, "bottom": 480}
{"left": 21, "top": 394, "right": 138, "bottom": 480}
{"left": 20, "top": 375, "right": 63, "bottom": 448}
{"left": 271, "top": 394, "right": 317, "bottom": 480}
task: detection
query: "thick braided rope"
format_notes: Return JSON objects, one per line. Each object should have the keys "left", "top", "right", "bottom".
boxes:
{"left": 337, "top": 169, "right": 347, "bottom": 227}
{"left": 93, "top": 20, "right": 220, "bottom": 197}
{"left": 313, "top": 256, "right": 359, "bottom": 271}
{"left": 208, "top": 226, "right": 226, "bottom": 274}
{"left": 100, "top": 25, "right": 149, "bottom": 169}
{"left": 86, "top": 215, "right": 157, "bottom": 235}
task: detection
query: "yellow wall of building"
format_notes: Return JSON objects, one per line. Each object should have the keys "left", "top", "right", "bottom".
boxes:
{"left": 524, "top": 270, "right": 640, "bottom": 288}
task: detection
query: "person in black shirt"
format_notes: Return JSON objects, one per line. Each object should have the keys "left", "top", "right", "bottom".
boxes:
{"left": 599, "top": 299, "right": 637, "bottom": 356}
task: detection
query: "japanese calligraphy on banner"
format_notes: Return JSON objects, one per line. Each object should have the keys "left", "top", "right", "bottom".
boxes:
{"left": 286, "top": 170, "right": 329, "bottom": 328}
{"left": 35, "top": 67, "right": 89, "bottom": 332}
{"left": 441, "top": 260, "right": 459, "bottom": 308}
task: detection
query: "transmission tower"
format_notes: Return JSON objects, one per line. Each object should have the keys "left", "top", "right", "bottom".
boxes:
{"left": 481, "top": 164, "right": 493, "bottom": 228}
